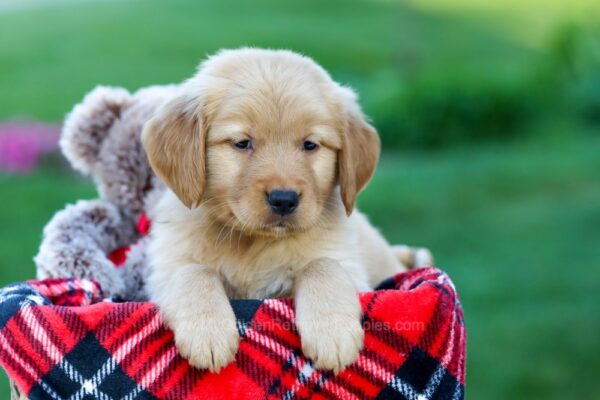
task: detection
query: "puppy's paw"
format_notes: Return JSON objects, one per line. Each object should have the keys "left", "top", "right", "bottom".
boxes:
{"left": 297, "top": 314, "right": 364, "bottom": 373}
{"left": 172, "top": 313, "right": 239, "bottom": 372}
{"left": 393, "top": 245, "right": 434, "bottom": 269}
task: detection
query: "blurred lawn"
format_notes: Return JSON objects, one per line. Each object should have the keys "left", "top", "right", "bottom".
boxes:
{"left": 0, "top": 0, "right": 535, "bottom": 120}
{"left": 1, "top": 0, "right": 599, "bottom": 399}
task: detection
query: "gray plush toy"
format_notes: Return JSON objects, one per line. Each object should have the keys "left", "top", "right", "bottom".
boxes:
{"left": 34, "top": 85, "right": 178, "bottom": 301}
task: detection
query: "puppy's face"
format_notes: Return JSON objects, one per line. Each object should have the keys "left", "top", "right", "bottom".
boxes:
{"left": 143, "top": 49, "right": 380, "bottom": 237}
{"left": 204, "top": 75, "right": 343, "bottom": 236}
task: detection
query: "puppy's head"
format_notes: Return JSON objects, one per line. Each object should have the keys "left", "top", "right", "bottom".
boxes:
{"left": 143, "top": 48, "right": 379, "bottom": 237}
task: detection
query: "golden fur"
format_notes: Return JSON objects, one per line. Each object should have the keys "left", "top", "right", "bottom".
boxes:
{"left": 142, "top": 48, "right": 429, "bottom": 373}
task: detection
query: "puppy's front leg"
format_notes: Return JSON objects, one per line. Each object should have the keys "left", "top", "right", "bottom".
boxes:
{"left": 294, "top": 258, "right": 364, "bottom": 373}
{"left": 155, "top": 264, "right": 239, "bottom": 372}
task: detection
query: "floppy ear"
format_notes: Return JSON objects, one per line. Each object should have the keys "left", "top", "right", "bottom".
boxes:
{"left": 338, "top": 88, "right": 381, "bottom": 216}
{"left": 142, "top": 92, "right": 207, "bottom": 209}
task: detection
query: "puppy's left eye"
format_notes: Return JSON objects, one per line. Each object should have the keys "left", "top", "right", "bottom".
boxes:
{"left": 234, "top": 139, "right": 253, "bottom": 150}
{"left": 303, "top": 140, "right": 318, "bottom": 151}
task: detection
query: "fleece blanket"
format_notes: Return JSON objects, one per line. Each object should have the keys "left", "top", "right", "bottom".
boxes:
{"left": 0, "top": 267, "right": 465, "bottom": 400}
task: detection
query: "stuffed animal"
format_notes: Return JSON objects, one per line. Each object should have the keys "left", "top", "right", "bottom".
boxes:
{"left": 34, "top": 85, "right": 178, "bottom": 300}
{"left": 34, "top": 85, "right": 433, "bottom": 302}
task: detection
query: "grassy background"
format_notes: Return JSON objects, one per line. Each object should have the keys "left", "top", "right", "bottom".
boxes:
{"left": 1, "top": 0, "right": 599, "bottom": 398}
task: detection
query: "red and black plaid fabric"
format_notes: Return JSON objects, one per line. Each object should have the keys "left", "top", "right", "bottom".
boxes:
{"left": 0, "top": 268, "right": 465, "bottom": 399}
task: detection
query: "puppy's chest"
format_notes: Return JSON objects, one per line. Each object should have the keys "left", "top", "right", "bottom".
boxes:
{"left": 205, "top": 242, "right": 311, "bottom": 299}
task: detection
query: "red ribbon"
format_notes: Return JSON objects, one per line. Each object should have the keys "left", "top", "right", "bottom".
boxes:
{"left": 108, "top": 213, "right": 151, "bottom": 267}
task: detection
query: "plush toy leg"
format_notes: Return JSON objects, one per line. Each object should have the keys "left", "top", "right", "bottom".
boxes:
{"left": 34, "top": 199, "right": 138, "bottom": 298}
{"left": 393, "top": 245, "right": 434, "bottom": 269}
{"left": 118, "top": 237, "right": 150, "bottom": 301}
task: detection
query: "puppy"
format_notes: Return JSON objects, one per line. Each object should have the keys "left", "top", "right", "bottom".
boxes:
{"left": 142, "top": 48, "right": 428, "bottom": 373}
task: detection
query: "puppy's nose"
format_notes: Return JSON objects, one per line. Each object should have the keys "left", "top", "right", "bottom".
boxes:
{"left": 267, "top": 190, "right": 299, "bottom": 216}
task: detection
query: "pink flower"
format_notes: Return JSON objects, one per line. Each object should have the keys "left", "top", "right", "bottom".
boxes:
{"left": 0, "top": 122, "right": 59, "bottom": 173}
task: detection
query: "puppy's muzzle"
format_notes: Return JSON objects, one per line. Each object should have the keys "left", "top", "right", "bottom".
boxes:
{"left": 267, "top": 190, "right": 299, "bottom": 216}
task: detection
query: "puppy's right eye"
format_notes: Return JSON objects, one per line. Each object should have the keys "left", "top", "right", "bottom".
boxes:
{"left": 233, "top": 139, "right": 253, "bottom": 150}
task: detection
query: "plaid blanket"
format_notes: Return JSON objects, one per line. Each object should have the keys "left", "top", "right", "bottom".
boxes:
{"left": 0, "top": 267, "right": 465, "bottom": 400}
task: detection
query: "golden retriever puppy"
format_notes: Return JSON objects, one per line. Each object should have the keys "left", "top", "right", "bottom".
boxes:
{"left": 142, "top": 48, "right": 430, "bottom": 373}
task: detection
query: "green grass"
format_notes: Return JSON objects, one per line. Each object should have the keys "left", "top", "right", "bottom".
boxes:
{"left": 2, "top": 0, "right": 597, "bottom": 148}
{"left": 1, "top": 135, "right": 599, "bottom": 399}
{"left": 0, "top": 0, "right": 539, "bottom": 122}
{"left": 410, "top": 0, "right": 600, "bottom": 47}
